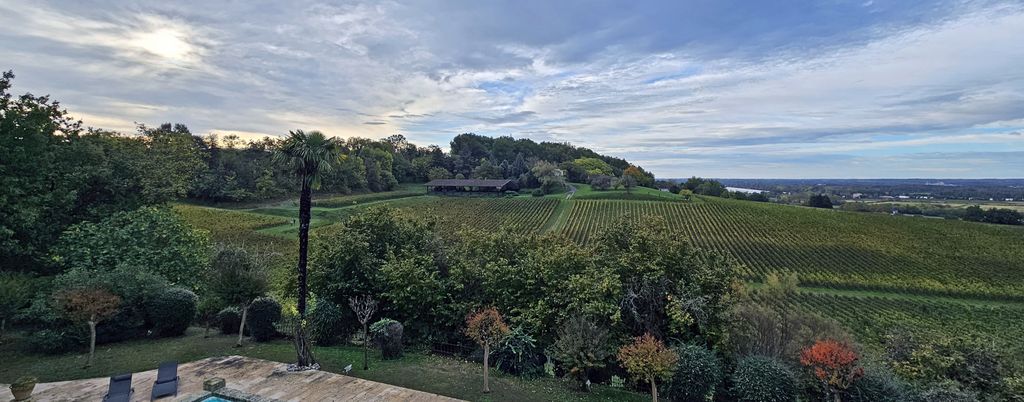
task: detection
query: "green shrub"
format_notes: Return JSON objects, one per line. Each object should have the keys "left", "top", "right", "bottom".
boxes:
{"left": 29, "top": 328, "right": 86, "bottom": 354}
{"left": 308, "top": 300, "right": 346, "bottom": 345}
{"left": 145, "top": 287, "right": 197, "bottom": 337}
{"left": 217, "top": 307, "right": 242, "bottom": 334}
{"left": 730, "top": 356, "right": 798, "bottom": 402}
{"left": 664, "top": 344, "right": 722, "bottom": 402}
{"left": 531, "top": 188, "right": 544, "bottom": 197}
{"left": 0, "top": 272, "right": 35, "bottom": 330}
{"left": 245, "top": 297, "right": 281, "bottom": 342}
{"left": 493, "top": 327, "right": 545, "bottom": 377}
{"left": 371, "top": 318, "right": 399, "bottom": 339}
{"left": 51, "top": 207, "right": 210, "bottom": 291}
{"left": 849, "top": 365, "right": 911, "bottom": 402}
{"left": 914, "top": 384, "right": 980, "bottom": 402}
{"left": 371, "top": 318, "right": 403, "bottom": 359}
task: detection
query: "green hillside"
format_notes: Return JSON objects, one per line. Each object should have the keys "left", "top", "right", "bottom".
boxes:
{"left": 180, "top": 188, "right": 1024, "bottom": 300}
{"left": 175, "top": 186, "right": 1024, "bottom": 358}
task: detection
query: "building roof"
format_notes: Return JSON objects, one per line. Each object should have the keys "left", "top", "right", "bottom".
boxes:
{"left": 425, "top": 179, "right": 513, "bottom": 187}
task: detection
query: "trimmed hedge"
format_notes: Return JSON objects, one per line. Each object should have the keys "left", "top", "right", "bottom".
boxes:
{"left": 246, "top": 297, "right": 281, "bottom": 342}
{"left": 145, "top": 287, "right": 197, "bottom": 337}
{"left": 664, "top": 344, "right": 722, "bottom": 402}
{"left": 217, "top": 307, "right": 242, "bottom": 334}
{"left": 730, "top": 356, "right": 798, "bottom": 402}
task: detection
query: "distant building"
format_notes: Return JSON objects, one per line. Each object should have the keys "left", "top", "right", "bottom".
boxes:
{"left": 852, "top": 193, "right": 863, "bottom": 199}
{"left": 898, "top": 195, "right": 910, "bottom": 199}
{"left": 424, "top": 179, "right": 515, "bottom": 194}
{"left": 1006, "top": 198, "right": 1015, "bottom": 201}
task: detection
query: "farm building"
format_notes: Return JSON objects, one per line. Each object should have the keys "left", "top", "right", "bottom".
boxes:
{"left": 425, "top": 178, "right": 515, "bottom": 194}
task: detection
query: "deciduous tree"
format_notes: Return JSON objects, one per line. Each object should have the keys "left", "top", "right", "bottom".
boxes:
{"left": 207, "top": 245, "right": 270, "bottom": 347}
{"left": 349, "top": 295, "right": 378, "bottom": 370}
{"left": 54, "top": 288, "right": 120, "bottom": 367}
{"left": 465, "top": 307, "right": 510, "bottom": 393}
{"left": 618, "top": 333, "right": 679, "bottom": 402}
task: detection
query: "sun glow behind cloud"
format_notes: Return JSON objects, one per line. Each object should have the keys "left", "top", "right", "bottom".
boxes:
{"left": 131, "top": 28, "right": 194, "bottom": 60}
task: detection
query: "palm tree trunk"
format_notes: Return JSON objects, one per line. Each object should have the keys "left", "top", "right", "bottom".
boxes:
{"left": 483, "top": 343, "right": 491, "bottom": 393}
{"left": 237, "top": 304, "right": 248, "bottom": 347}
{"left": 87, "top": 319, "right": 97, "bottom": 367}
{"left": 297, "top": 180, "right": 312, "bottom": 318}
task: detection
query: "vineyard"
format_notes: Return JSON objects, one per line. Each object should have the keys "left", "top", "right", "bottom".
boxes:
{"left": 558, "top": 198, "right": 1024, "bottom": 300}
{"left": 752, "top": 290, "right": 1024, "bottom": 359}
{"left": 179, "top": 194, "right": 1024, "bottom": 300}
{"left": 173, "top": 204, "right": 289, "bottom": 241}
{"left": 382, "top": 197, "right": 561, "bottom": 235}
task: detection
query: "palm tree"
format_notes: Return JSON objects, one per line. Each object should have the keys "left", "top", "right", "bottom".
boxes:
{"left": 274, "top": 130, "right": 341, "bottom": 368}
{"left": 273, "top": 130, "right": 342, "bottom": 318}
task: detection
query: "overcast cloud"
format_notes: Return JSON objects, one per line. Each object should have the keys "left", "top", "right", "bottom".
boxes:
{"left": 1, "top": 0, "right": 1022, "bottom": 178}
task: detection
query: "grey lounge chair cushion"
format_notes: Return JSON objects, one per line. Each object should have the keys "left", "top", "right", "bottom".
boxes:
{"left": 151, "top": 378, "right": 178, "bottom": 398}
{"left": 155, "top": 361, "right": 178, "bottom": 384}
{"left": 103, "top": 373, "right": 133, "bottom": 402}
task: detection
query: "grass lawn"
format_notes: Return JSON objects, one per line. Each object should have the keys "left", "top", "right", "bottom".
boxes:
{"left": 0, "top": 328, "right": 645, "bottom": 402}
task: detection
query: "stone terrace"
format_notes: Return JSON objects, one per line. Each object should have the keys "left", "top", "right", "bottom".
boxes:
{"left": 23, "top": 355, "right": 464, "bottom": 402}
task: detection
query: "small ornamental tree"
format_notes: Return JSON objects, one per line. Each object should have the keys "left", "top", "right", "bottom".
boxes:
{"left": 348, "top": 295, "right": 378, "bottom": 370}
{"left": 207, "top": 245, "right": 270, "bottom": 347}
{"left": 465, "top": 307, "right": 511, "bottom": 393}
{"left": 618, "top": 333, "right": 679, "bottom": 402}
{"left": 54, "top": 288, "right": 121, "bottom": 367}
{"left": 800, "top": 339, "right": 865, "bottom": 402}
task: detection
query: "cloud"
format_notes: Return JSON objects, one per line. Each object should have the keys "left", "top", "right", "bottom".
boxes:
{"left": 1, "top": 0, "right": 1022, "bottom": 178}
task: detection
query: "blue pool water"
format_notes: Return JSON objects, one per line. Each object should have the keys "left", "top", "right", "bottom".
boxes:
{"left": 202, "top": 397, "right": 232, "bottom": 402}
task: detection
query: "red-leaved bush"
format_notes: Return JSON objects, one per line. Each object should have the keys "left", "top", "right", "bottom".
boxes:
{"left": 799, "top": 339, "right": 864, "bottom": 401}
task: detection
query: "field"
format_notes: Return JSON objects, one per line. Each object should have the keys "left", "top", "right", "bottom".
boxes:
{"left": 557, "top": 197, "right": 1024, "bottom": 300}
{"left": 175, "top": 185, "right": 1024, "bottom": 359}
{"left": 858, "top": 198, "right": 1024, "bottom": 212}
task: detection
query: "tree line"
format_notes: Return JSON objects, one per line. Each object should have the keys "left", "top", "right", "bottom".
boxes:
{"left": 0, "top": 71, "right": 654, "bottom": 274}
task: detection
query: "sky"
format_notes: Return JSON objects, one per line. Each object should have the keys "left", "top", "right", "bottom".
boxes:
{"left": 1, "top": 0, "right": 1023, "bottom": 178}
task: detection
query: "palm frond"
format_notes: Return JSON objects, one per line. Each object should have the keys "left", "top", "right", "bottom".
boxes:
{"left": 273, "top": 129, "right": 343, "bottom": 190}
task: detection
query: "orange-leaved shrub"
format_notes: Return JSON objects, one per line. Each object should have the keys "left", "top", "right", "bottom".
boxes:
{"left": 799, "top": 339, "right": 864, "bottom": 401}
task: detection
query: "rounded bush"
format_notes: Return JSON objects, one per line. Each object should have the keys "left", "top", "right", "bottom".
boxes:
{"left": 664, "top": 344, "right": 722, "bottom": 402}
{"left": 371, "top": 318, "right": 403, "bottom": 359}
{"left": 29, "top": 328, "right": 85, "bottom": 354}
{"left": 217, "top": 307, "right": 242, "bottom": 334}
{"left": 531, "top": 188, "right": 545, "bottom": 197}
{"left": 849, "top": 366, "right": 910, "bottom": 402}
{"left": 246, "top": 297, "right": 281, "bottom": 342}
{"left": 308, "top": 300, "right": 345, "bottom": 345}
{"left": 730, "top": 356, "right": 798, "bottom": 402}
{"left": 145, "top": 287, "right": 197, "bottom": 337}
